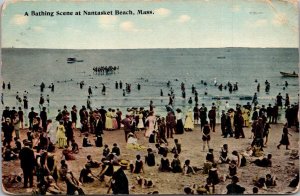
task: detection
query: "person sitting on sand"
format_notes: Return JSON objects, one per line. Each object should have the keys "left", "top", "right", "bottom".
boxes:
{"left": 155, "top": 143, "right": 168, "bottom": 155}
{"left": 103, "top": 144, "right": 110, "bottom": 158}
{"left": 112, "top": 143, "right": 121, "bottom": 156}
{"left": 208, "top": 164, "right": 220, "bottom": 185}
{"left": 82, "top": 133, "right": 93, "bottom": 147}
{"left": 62, "top": 146, "right": 75, "bottom": 161}
{"left": 149, "top": 130, "right": 157, "bottom": 143}
{"left": 159, "top": 152, "right": 171, "bottom": 172}
{"left": 136, "top": 176, "right": 155, "bottom": 189}
{"left": 265, "top": 174, "right": 277, "bottom": 187}
{"left": 12, "top": 137, "right": 22, "bottom": 153}
{"left": 130, "top": 154, "right": 144, "bottom": 174}
{"left": 171, "top": 139, "right": 181, "bottom": 154}
{"left": 206, "top": 148, "right": 215, "bottom": 163}
{"left": 219, "top": 144, "right": 229, "bottom": 163}
{"left": 86, "top": 155, "right": 100, "bottom": 168}
{"left": 98, "top": 158, "right": 114, "bottom": 183}
{"left": 251, "top": 153, "right": 272, "bottom": 167}
{"left": 183, "top": 159, "right": 196, "bottom": 175}
{"left": 227, "top": 160, "right": 237, "bottom": 179}
{"left": 289, "top": 173, "right": 299, "bottom": 188}
{"left": 79, "top": 164, "right": 95, "bottom": 183}
{"left": 171, "top": 154, "right": 182, "bottom": 173}
{"left": 95, "top": 135, "right": 103, "bottom": 147}
{"left": 204, "top": 177, "right": 215, "bottom": 194}
{"left": 58, "top": 160, "right": 68, "bottom": 180}
{"left": 226, "top": 176, "right": 245, "bottom": 194}
{"left": 232, "top": 150, "right": 247, "bottom": 167}
{"left": 3, "top": 145, "right": 18, "bottom": 161}
{"left": 43, "top": 175, "right": 63, "bottom": 195}
{"left": 71, "top": 139, "right": 79, "bottom": 154}
{"left": 145, "top": 148, "right": 155, "bottom": 167}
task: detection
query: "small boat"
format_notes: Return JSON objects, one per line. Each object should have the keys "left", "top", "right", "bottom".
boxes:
{"left": 67, "top": 58, "right": 76, "bottom": 63}
{"left": 67, "top": 58, "right": 84, "bottom": 63}
{"left": 217, "top": 56, "right": 226, "bottom": 59}
{"left": 280, "top": 71, "right": 298, "bottom": 77}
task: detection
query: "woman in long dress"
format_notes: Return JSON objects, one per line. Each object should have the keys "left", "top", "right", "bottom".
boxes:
{"left": 111, "top": 109, "right": 118, "bottom": 130}
{"left": 137, "top": 112, "right": 144, "bottom": 130}
{"left": 106, "top": 108, "right": 113, "bottom": 131}
{"left": 56, "top": 120, "right": 67, "bottom": 148}
{"left": 184, "top": 109, "right": 194, "bottom": 131}
{"left": 175, "top": 109, "right": 184, "bottom": 134}
{"left": 145, "top": 111, "right": 156, "bottom": 137}
{"left": 47, "top": 119, "right": 57, "bottom": 144}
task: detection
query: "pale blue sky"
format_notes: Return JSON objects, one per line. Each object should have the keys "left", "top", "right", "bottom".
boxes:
{"left": 1, "top": 0, "right": 299, "bottom": 49}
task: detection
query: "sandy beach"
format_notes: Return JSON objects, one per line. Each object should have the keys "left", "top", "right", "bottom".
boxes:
{"left": 2, "top": 122, "right": 299, "bottom": 195}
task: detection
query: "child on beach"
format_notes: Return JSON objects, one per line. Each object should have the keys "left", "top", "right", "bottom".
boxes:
{"left": 103, "top": 144, "right": 110, "bottom": 158}
{"left": 145, "top": 148, "right": 155, "bottom": 167}
{"left": 277, "top": 124, "right": 290, "bottom": 150}
{"left": 202, "top": 121, "right": 211, "bottom": 151}
{"left": 171, "top": 139, "right": 181, "bottom": 154}
{"left": 82, "top": 133, "right": 93, "bottom": 147}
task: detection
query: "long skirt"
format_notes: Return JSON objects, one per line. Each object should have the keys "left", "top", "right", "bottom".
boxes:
{"left": 176, "top": 120, "right": 184, "bottom": 134}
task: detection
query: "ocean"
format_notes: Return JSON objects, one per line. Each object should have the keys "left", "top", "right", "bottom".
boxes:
{"left": 1, "top": 48, "right": 299, "bottom": 121}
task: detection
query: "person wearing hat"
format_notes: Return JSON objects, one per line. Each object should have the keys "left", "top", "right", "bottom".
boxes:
{"left": 56, "top": 121, "right": 67, "bottom": 148}
{"left": 2, "top": 117, "right": 14, "bottom": 147}
{"left": 121, "top": 114, "right": 132, "bottom": 142}
{"left": 28, "top": 107, "right": 36, "bottom": 129}
{"left": 184, "top": 109, "right": 194, "bottom": 132}
{"left": 226, "top": 176, "right": 245, "bottom": 194}
{"left": 175, "top": 109, "right": 184, "bottom": 134}
{"left": 19, "top": 139, "right": 35, "bottom": 188}
{"left": 2, "top": 106, "right": 10, "bottom": 121}
{"left": 71, "top": 105, "right": 78, "bottom": 127}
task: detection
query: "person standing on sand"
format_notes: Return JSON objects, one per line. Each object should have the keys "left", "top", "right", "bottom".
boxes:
{"left": 121, "top": 114, "right": 132, "bottom": 142}
{"left": 208, "top": 106, "right": 216, "bottom": 132}
{"left": 175, "top": 109, "right": 184, "bottom": 134}
{"left": 88, "top": 86, "right": 92, "bottom": 96}
{"left": 166, "top": 111, "right": 176, "bottom": 138}
{"left": 19, "top": 140, "right": 35, "bottom": 188}
{"left": 277, "top": 124, "right": 290, "bottom": 150}
{"left": 193, "top": 104, "right": 199, "bottom": 124}
{"left": 184, "top": 109, "right": 194, "bottom": 131}
{"left": 202, "top": 121, "right": 211, "bottom": 151}
{"left": 145, "top": 111, "right": 156, "bottom": 137}
{"left": 276, "top": 93, "right": 283, "bottom": 109}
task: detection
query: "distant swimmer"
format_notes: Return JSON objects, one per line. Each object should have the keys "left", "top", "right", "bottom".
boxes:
{"left": 88, "top": 86, "right": 92, "bottom": 96}
{"left": 214, "top": 78, "right": 217, "bottom": 86}
{"left": 137, "top": 83, "right": 141, "bottom": 90}
{"left": 284, "top": 81, "right": 288, "bottom": 87}
{"left": 123, "top": 89, "right": 125, "bottom": 96}
{"left": 160, "top": 89, "right": 163, "bottom": 96}
{"left": 40, "top": 82, "right": 45, "bottom": 92}
{"left": 7, "top": 82, "right": 11, "bottom": 90}
{"left": 191, "top": 84, "right": 195, "bottom": 94}
{"left": 2, "top": 81, "right": 5, "bottom": 89}
{"left": 119, "top": 80, "right": 123, "bottom": 89}
{"left": 115, "top": 81, "right": 118, "bottom": 89}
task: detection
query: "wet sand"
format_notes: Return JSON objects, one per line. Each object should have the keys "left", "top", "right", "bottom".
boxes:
{"left": 2, "top": 123, "right": 299, "bottom": 194}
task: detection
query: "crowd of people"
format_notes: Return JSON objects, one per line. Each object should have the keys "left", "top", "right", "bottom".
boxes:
{"left": 1, "top": 78, "right": 299, "bottom": 195}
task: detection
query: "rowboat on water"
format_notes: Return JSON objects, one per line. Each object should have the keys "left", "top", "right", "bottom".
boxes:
{"left": 280, "top": 71, "right": 298, "bottom": 77}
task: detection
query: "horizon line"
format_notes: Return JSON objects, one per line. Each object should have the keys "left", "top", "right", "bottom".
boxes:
{"left": 1, "top": 47, "right": 299, "bottom": 50}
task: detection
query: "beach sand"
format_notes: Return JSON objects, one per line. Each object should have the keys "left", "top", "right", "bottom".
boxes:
{"left": 2, "top": 123, "right": 299, "bottom": 194}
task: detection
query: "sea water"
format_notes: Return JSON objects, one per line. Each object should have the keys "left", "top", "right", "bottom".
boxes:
{"left": 1, "top": 48, "right": 299, "bottom": 121}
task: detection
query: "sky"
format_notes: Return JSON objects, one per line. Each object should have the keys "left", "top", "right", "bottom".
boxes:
{"left": 1, "top": 0, "right": 299, "bottom": 49}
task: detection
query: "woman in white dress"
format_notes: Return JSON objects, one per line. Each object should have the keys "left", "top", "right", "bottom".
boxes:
{"left": 47, "top": 119, "right": 57, "bottom": 144}
{"left": 184, "top": 109, "right": 194, "bottom": 131}
{"left": 137, "top": 112, "right": 144, "bottom": 130}
{"left": 145, "top": 111, "right": 156, "bottom": 137}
